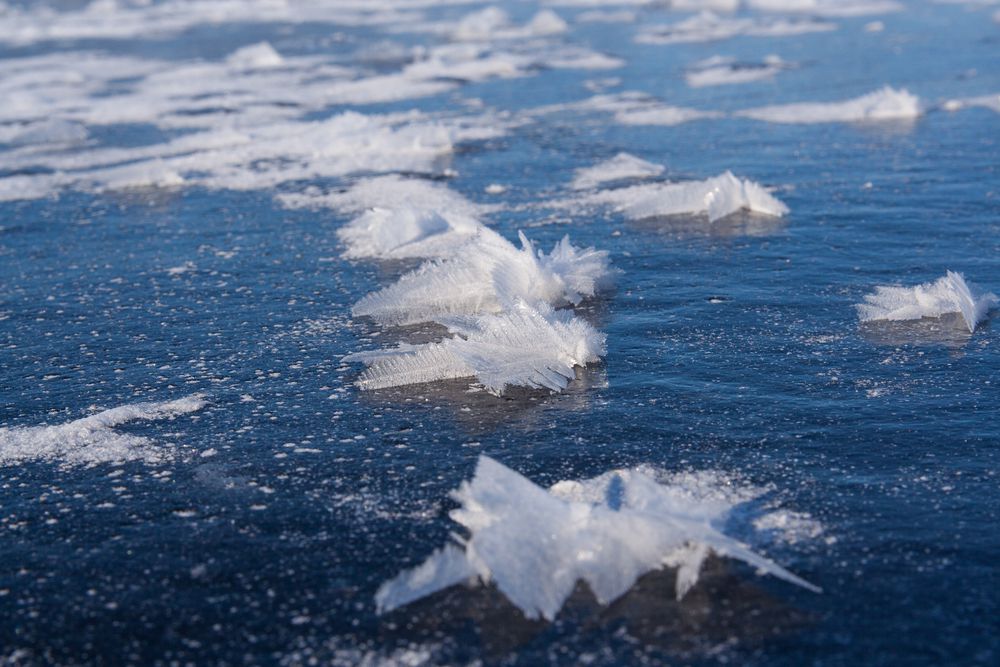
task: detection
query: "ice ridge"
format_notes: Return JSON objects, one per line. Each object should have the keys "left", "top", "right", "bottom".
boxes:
{"left": 376, "top": 456, "right": 820, "bottom": 621}
{"left": 856, "top": 271, "right": 998, "bottom": 333}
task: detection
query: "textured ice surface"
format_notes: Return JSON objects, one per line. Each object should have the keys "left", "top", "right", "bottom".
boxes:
{"left": 0, "top": 396, "right": 205, "bottom": 468}
{"left": 353, "top": 229, "right": 612, "bottom": 324}
{"left": 345, "top": 300, "right": 606, "bottom": 395}
{"left": 739, "top": 87, "right": 921, "bottom": 124}
{"left": 636, "top": 12, "right": 835, "bottom": 45}
{"left": 857, "top": 271, "right": 998, "bottom": 333}
{"left": 571, "top": 152, "right": 665, "bottom": 190}
{"left": 376, "top": 456, "right": 819, "bottom": 620}
{"left": 570, "top": 170, "right": 789, "bottom": 223}
{"left": 686, "top": 55, "right": 793, "bottom": 88}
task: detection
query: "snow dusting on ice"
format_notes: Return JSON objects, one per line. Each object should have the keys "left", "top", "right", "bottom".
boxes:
{"left": 0, "top": 396, "right": 205, "bottom": 468}
{"left": 686, "top": 55, "right": 794, "bottom": 88}
{"left": 376, "top": 456, "right": 820, "bottom": 621}
{"left": 856, "top": 271, "right": 998, "bottom": 333}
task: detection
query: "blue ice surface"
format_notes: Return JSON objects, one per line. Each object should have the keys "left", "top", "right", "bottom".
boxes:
{"left": 0, "top": 1, "right": 999, "bottom": 665}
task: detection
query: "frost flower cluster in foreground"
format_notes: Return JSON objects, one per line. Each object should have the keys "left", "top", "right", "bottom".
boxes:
{"left": 376, "top": 456, "right": 820, "bottom": 621}
{"left": 337, "top": 177, "right": 613, "bottom": 395}
{"left": 0, "top": 396, "right": 205, "bottom": 468}
{"left": 857, "top": 271, "right": 998, "bottom": 333}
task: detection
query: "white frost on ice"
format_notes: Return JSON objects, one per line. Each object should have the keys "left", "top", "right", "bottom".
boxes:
{"left": 685, "top": 55, "right": 794, "bottom": 88}
{"left": 739, "top": 86, "right": 921, "bottom": 124}
{"left": 566, "top": 170, "right": 789, "bottom": 223}
{"left": 636, "top": 12, "right": 835, "bottom": 45}
{"left": 571, "top": 152, "right": 665, "bottom": 190}
{"left": 344, "top": 300, "right": 606, "bottom": 396}
{"left": 0, "top": 396, "right": 206, "bottom": 468}
{"left": 352, "top": 229, "right": 613, "bottom": 325}
{"left": 376, "top": 456, "right": 820, "bottom": 620}
{"left": 856, "top": 271, "right": 998, "bottom": 333}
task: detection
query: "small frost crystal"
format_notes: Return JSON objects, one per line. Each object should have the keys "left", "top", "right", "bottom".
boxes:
{"left": 857, "top": 271, "right": 998, "bottom": 333}
{"left": 344, "top": 300, "right": 605, "bottom": 396}
{"left": 352, "top": 228, "right": 613, "bottom": 326}
{"left": 376, "top": 456, "right": 820, "bottom": 621}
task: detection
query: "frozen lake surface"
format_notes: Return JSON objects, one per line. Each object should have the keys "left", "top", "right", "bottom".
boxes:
{"left": 1, "top": 0, "right": 998, "bottom": 664}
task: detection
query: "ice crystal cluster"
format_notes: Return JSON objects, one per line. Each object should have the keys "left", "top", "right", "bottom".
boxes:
{"left": 857, "top": 271, "right": 998, "bottom": 333}
{"left": 339, "top": 178, "right": 613, "bottom": 395}
{"left": 376, "top": 456, "right": 820, "bottom": 621}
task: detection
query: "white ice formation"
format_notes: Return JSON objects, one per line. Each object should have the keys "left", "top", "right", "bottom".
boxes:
{"left": 685, "top": 55, "right": 794, "bottom": 88}
{"left": 570, "top": 170, "right": 789, "bottom": 223}
{"left": 353, "top": 229, "right": 612, "bottom": 326}
{"left": 345, "top": 300, "right": 606, "bottom": 396}
{"left": 856, "top": 271, "right": 998, "bottom": 333}
{"left": 571, "top": 153, "right": 665, "bottom": 190}
{"left": 0, "top": 396, "right": 206, "bottom": 467}
{"left": 739, "top": 87, "right": 921, "bottom": 124}
{"left": 280, "top": 175, "right": 496, "bottom": 261}
{"left": 636, "top": 12, "right": 835, "bottom": 45}
{"left": 330, "top": 176, "right": 612, "bottom": 395}
{"left": 376, "top": 456, "right": 820, "bottom": 621}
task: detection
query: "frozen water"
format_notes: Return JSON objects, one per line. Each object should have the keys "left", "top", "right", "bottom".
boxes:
{"left": 857, "top": 271, "right": 998, "bottom": 333}
{"left": 345, "top": 300, "right": 606, "bottom": 395}
{"left": 0, "top": 396, "right": 205, "bottom": 468}
{"left": 739, "top": 86, "right": 921, "bottom": 123}
{"left": 377, "top": 456, "right": 819, "bottom": 620}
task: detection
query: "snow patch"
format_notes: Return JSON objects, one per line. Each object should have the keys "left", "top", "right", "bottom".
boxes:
{"left": 0, "top": 396, "right": 206, "bottom": 468}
